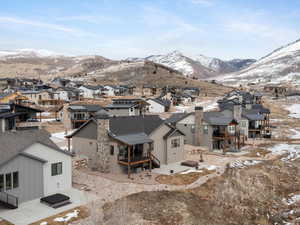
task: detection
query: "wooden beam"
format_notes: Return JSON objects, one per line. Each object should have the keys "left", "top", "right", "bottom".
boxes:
{"left": 128, "top": 146, "right": 131, "bottom": 179}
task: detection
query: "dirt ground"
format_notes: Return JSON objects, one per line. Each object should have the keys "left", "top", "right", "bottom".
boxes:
{"left": 29, "top": 206, "right": 89, "bottom": 225}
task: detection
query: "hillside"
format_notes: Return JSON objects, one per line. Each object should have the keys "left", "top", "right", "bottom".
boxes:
{"left": 103, "top": 157, "right": 300, "bottom": 225}
{"left": 72, "top": 60, "right": 232, "bottom": 96}
{"left": 220, "top": 39, "right": 300, "bottom": 86}
{"left": 0, "top": 49, "right": 116, "bottom": 79}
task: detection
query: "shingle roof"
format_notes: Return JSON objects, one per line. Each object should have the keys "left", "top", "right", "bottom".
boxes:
{"left": 109, "top": 132, "right": 153, "bottom": 145}
{"left": 0, "top": 130, "right": 70, "bottom": 168}
{"left": 67, "top": 115, "right": 165, "bottom": 140}
{"left": 109, "top": 115, "right": 164, "bottom": 136}
{"left": 68, "top": 104, "right": 104, "bottom": 112}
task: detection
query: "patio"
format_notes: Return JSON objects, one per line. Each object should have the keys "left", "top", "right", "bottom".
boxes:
{"left": 0, "top": 188, "right": 96, "bottom": 225}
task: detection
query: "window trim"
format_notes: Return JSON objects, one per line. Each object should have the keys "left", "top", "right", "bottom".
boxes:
{"left": 51, "top": 162, "right": 63, "bottom": 176}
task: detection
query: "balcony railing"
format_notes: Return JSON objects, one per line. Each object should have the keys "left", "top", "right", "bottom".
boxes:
{"left": 16, "top": 121, "right": 41, "bottom": 128}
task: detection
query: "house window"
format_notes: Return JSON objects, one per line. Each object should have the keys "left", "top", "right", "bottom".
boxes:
{"left": 171, "top": 138, "right": 180, "bottom": 148}
{"left": 110, "top": 145, "right": 114, "bottom": 155}
{"left": 13, "top": 172, "right": 19, "bottom": 189}
{"left": 228, "top": 125, "right": 236, "bottom": 134}
{"left": 203, "top": 125, "right": 208, "bottom": 134}
{"left": 5, "top": 173, "right": 12, "bottom": 190}
{"left": 0, "top": 174, "right": 3, "bottom": 191}
{"left": 51, "top": 162, "right": 63, "bottom": 176}
{"left": 191, "top": 125, "right": 195, "bottom": 133}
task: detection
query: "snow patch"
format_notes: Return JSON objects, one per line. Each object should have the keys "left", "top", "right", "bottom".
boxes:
{"left": 286, "top": 104, "right": 300, "bottom": 118}
{"left": 268, "top": 144, "right": 300, "bottom": 162}
{"left": 53, "top": 209, "right": 80, "bottom": 222}
{"left": 229, "top": 160, "right": 261, "bottom": 169}
{"left": 283, "top": 194, "right": 300, "bottom": 205}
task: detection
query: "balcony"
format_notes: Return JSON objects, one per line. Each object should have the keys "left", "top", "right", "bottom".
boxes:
{"left": 117, "top": 154, "right": 151, "bottom": 166}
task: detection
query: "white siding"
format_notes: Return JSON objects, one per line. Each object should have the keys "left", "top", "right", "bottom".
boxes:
{"left": 146, "top": 100, "right": 165, "bottom": 113}
{"left": 24, "top": 143, "right": 72, "bottom": 196}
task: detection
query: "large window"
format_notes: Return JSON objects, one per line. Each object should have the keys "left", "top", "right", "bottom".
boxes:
{"left": 171, "top": 138, "right": 180, "bottom": 148}
{"left": 13, "top": 172, "right": 19, "bottom": 189}
{"left": 51, "top": 162, "right": 63, "bottom": 176}
{"left": 203, "top": 125, "right": 208, "bottom": 134}
{"left": 0, "top": 175, "right": 3, "bottom": 191}
{"left": 5, "top": 173, "right": 12, "bottom": 190}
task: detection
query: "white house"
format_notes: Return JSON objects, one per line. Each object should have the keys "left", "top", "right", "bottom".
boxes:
{"left": 103, "top": 86, "right": 116, "bottom": 97}
{"left": 146, "top": 98, "right": 170, "bottom": 113}
{"left": 0, "top": 130, "right": 72, "bottom": 207}
{"left": 79, "top": 85, "right": 102, "bottom": 99}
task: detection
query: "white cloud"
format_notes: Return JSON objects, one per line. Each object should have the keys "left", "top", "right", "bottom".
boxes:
{"left": 56, "top": 15, "right": 120, "bottom": 24}
{"left": 189, "top": 0, "right": 215, "bottom": 6}
{"left": 0, "top": 16, "right": 96, "bottom": 37}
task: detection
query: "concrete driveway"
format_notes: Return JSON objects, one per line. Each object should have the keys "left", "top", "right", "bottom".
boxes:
{"left": 0, "top": 188, "right": 96, "bottom": 225}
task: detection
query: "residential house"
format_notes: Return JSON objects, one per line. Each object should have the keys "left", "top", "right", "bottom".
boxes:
{"left": 142, "top": 85, "right": 157, "bottom": 97}
{"left": 146, "top": 98, "right": 171, "bottom": 113}
{"left": 59, "top": 104, "right": 106, "bottom": 129}
{"left": 0, "top": 103, "right": 43, "bottom": 132}
{"left": 103, "top": 86, "right": 116, "bottom": 96}
{"left": 106, "top": 99, "right": 149, "bottom": 117}
{"left": 55, "top": 87, "right": 80, "bottom": 102}
{"left": 78, "top": 85, "right": 103, "bottom": 99}
{"left": 66, "top": 114, "right": 185, "bottom": 177}
{"left": 0, "top": 92, "right": 28, "bottom": 104}
{"left": 167, "top": 106, "right": 247, "bottom": 152}
{"left": 0, "top": 130, "right": 72, "bottom": 207}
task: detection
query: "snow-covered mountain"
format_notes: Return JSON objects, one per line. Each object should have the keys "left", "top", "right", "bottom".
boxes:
{"left": 0, "top": 49, "right": 64, "bottom": 59}
{"left": 194, "top": 55, "right": 255, "bottom": 74}
{"left": 220, "top": 39, "right": 300, "bottom": 86}
{"left": 127, "top": 51, "right": 255, "bottom": 79}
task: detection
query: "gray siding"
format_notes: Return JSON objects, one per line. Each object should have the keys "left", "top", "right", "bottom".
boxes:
{"left": 176, "top": 124, "right": 195, "bottom": 145}
{"left": 74, "top": 122, "right": 97, "bottom": 139}
{"left": 0, "top": 155, "right": 44, "bottom": 203}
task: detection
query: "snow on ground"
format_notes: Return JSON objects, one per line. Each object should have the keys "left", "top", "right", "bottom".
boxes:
{"left": 53, "top": 209, "right": 79, "bottom": 222}
{"left": 290, "top": 129, "right": 300, "bottom": 139}
{"left": 41, "top": 118, "right": 56, "bottom": 122}
{"left": 180, "top": 165, "right": 217, "bottom": 174}
{"left": 268, "top": 144, "right": 300, "bottom": 162}
{"left": 286, "top": 104, "right": 300, "bottom": 118}
{"left": 174, "top": 98, "right": 219, "bottom": 113}
{"left": 229, "top": 160, "right": 261, "bottom": 169}
{"left": 283, "top": 194, "right": 300, "bottom": 205}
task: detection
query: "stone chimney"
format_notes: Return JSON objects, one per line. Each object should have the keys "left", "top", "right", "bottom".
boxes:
{"left": 194, "top": 106, "right": 204, "bottom": 146}
{"left": 95, "top": 111, "right": 111, "bottom": 173}
{"left": 233, "top": 103, "right": 242, "bottom": 121}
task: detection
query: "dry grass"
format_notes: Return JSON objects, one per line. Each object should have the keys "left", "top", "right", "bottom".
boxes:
{"left": 0, "top": 219, "right": 14, "bottom": 225}
{"left": 29, "top": 206, "right": 89, "bottom": 225}
{"left": 155, "top": 169, "right": 215, "bottom": 185}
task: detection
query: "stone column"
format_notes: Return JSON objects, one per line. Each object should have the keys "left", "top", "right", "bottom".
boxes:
{"left": 96, "top": 113, "right": 111, "bottom": 173}
{"left": 194, "top": 106, "right": 204, "bottom": 146}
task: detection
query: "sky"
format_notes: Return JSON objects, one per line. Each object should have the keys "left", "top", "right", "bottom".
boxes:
{"left": 0, "top": 0, "right": 299, "bottom": 60}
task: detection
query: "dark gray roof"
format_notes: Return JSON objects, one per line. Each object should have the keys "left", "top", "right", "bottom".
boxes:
{"left": 166, "top": 113, "right": 192, "bottom": 124}
{"left": 110, "top": 132, "right": 153, "bottom": 145}
{"left": 68, "top": 104, "right": 104, "bottom": 112}
{"left": 0, "top": 112, "right": 24, "bottom": 119}
{"left": 109, "top": 115, "right": 164, "bottom": 136}
{"left": 106, "top": 104, "right": 138, "bottom": 109}
{"left": 203, "top": 111, "right": 235, "bottom": 126}
{"left": 0, "top": 130, "right": 71, "bottom": 168}
{"left": 67, "top": 115, "right": 165, "bottom": 140}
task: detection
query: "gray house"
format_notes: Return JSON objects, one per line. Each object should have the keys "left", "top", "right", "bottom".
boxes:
{"left": 105, "top": 99, "right": 149, "bottom": 117}
{"left": 66, "top": 113, "right": 185, "bottom": 178}
{"left": 0, "top": 130, "right": 72, "bottom": 208}
{"left": 167, "top": 105, "right": 247, "bottom": 152}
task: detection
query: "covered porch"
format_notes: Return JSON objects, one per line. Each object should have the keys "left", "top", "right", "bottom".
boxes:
{"left": 113, "top": 133, "right": 157, "bottom": 178}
